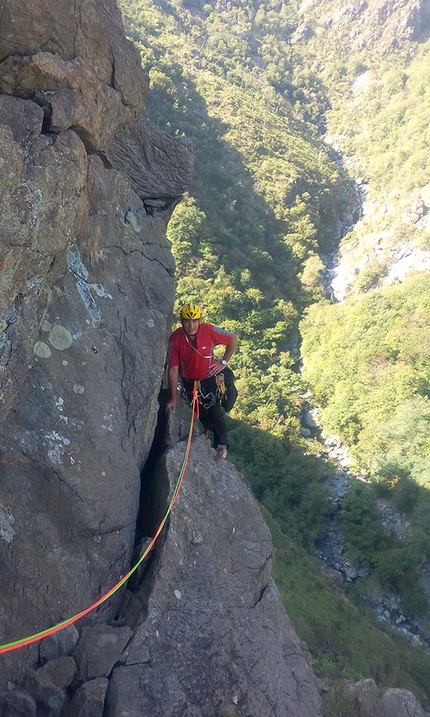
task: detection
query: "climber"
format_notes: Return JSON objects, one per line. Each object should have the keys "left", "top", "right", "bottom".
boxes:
{"left": 166, "top": 303, "right": 238, "bottom": 459}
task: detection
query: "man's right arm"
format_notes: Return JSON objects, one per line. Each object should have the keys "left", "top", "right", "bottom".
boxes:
{"left": 166, "top": 365, "right": 179, "bottom": 413}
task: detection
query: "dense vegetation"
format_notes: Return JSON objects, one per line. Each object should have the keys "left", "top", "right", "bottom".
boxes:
{"left": 301, "top": 275, "right": 430, "bottom": 484}
{"left": 296, "top": 0, "right": 430, "bottom": 257}
{"left": 267, "top": 509, "right": 430, "bottom": 710}
{"left": 119, "top": 0, "right": 430, "bottom": 708}
{"left": 120, "top": 0, "right": 348, "bottom": 545}
{"left": 297, "top": 0, "right": 430, "bottom": 623}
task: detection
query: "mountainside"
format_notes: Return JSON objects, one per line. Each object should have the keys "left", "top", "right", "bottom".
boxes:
{"left": 116, "top": 0, "right": 430, "bottom": 713}
{"left": 296, "top": 0, "right": 430, "bottom": 514}
{"left": 294, "top": 0, "right": 430, "bottom": 289}
{"left": 3, "top": 0, "right": 430, "bottom": 715}
{"left": 0, "top": 2, "right": 326, "bottom": 715}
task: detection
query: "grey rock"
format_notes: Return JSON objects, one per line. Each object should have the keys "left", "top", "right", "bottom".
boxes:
{"left": 25, "top": 657, "right": 77, "bottom": 715}
{"left": 320, "top": 564, "right": 344, "bottom": 589}
{"left": 0, "top": 52, "right": 132, "bottom": 151}
{"left": 0, "top": 116, "right": 89, "bottom": 310}
{"left": 109, "top": 115, "right": 194, "bottom": 200}
{"left": 75, "top": 625, "right": 133, "bottom": 681}
{"left": 0, "top": 94, "right": 44, "bottom": 144}
{"left": 39, "top": 625, "right": 80, "bottom": 664}
{"left": 324, "top": 679, "right": 430, "bottom": 717}
{"left": 354, "top": 679, "right": 381, "bottom": 717}
{"left": 0, "top": 110, "right": 176, "bottom": 684}
{"left": 380, "top": 688, "right": 430, "bottom": 717}
{"left": 377, "top": 499, "right": 409, "bottom": 539}
{"left": 0, "top": 689, "right": 37, "bottom": 717}
{"left": 290, "top": 22, "right": 314, "bottom": 43}
{"left": 106, "top": 436, "right": 322, "bottom": 717}
{"left": 0, "top": 0, "right": 148, "bottom": 113}
{"left": 64, "top": 678, "right": 109, "bottom": 717}
{"left": 0, "top": 0, "right": 190, "bottom": 688}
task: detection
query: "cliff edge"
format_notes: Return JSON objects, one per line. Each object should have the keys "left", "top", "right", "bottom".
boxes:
{"left": 0, "top": 0, "right": 191, "bottom": 684}
{"left": 0, "top": 2, "right": 323, "bottom": 715}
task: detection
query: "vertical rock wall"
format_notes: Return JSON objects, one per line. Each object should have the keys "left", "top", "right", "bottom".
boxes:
{"left": 0, "top": 3, "right": 325, "bottom": 716}
{"left": 0, "top": 0, "right": 192, "bottom": 683}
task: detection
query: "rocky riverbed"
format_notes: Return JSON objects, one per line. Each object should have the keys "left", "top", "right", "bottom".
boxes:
{"left": 320, "top": 181, "right": 430, "bottom": 303}
{"left": 303, "top": 171, "right": 430, "bottom": 650}
{"left": 310, "top": 430, "right": 430, "bottom": 650}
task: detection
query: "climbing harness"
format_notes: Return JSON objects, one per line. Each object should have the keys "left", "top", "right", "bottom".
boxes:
{"left": 197, "top": 379, "right": 217, "bottom": 409}
{"left": 183, "top": 369, "right": 237, "bottom": 413}
{"left": 0, "top": 386, "right": 199, "bottom": 655}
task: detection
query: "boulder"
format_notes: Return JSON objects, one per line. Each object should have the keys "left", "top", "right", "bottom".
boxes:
{"left": 108, "top": 115, "right": 194, "bottom": 199}
{"left": 350, "top": 679, "right": 430, "bottom": 717}
{"left": 39, "top": 625, "right": 80, "bottom": 665}
{"left": 74, "top": 625, "right": 133, "bottom": 681}
{"left": 354, "top": 678, "right": 381, "bottom": 717}
{"left": 25, "top": 657, "right": 77, "bottom": 715}
{"left": 380, "top": 688, "right": 430, "bottom": 717}
{"left": 64, "top": 678, "right": 109, "bottom": 717}
{"left": 106, "top": 435, "right": 322, "bottom": 717}
{"left": 0, "top": 689, "right": 37, "bottom": 717}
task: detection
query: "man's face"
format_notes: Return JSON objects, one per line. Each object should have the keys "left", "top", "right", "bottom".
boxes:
{"left": 182, "top": 318, "right": 200, "bottom": 336}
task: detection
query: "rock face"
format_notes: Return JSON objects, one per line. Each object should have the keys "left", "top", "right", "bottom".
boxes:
{"left": 0, "top": 0, "right": 192, "bottom": 684}
{"left": 0, "top": 400, "right": 325, "bottom": 715}
{"left": 325, "top": 0, "right": 430, "bottom": 54}
{"left": 351, "top": 679, "right": 430, "bottom": 717}
{"left": 106, "top": 430, "right": 322, "bottom": 717}
{"left": 0, "top": 414, "right": 323, "bottom": 716}
{"left": 0, "top": 0, "right": 148, "bottom": 116}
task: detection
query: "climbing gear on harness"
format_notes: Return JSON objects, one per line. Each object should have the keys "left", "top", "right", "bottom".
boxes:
{"left": 180, "top": 303, "right": 202, "bottom": 319}
{"left": 216, "top": 372, "right": 227, "bottom": 400}
{"left": 216, "top": 368, "right": 238, "bottom": 413}
{"left": 197, "top": 379, "right": 217, "bottom": 409}
{"left": 183, "top": 368, "right": 237, "bottom": 413}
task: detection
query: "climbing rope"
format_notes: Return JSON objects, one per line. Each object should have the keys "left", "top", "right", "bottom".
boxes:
{"left": 0, "top": 387, "right": 198, "bottom": 655}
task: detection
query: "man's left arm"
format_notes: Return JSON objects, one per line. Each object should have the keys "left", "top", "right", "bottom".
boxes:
{"left": 208, "top": 331, "right": 238, "bottom": 375}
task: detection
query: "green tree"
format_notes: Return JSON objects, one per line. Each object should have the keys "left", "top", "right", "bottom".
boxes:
{"left": 340, "top": 483, "right": 387, "bottom": 567}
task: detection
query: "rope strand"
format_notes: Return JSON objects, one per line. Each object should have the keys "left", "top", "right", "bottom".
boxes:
{"left": 0, "top": 396, "right": 197, "bottom": 655}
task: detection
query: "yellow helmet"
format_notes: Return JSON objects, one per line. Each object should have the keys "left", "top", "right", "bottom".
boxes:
{"left": 180, "top": 303, "right": 202, "bottom": 320}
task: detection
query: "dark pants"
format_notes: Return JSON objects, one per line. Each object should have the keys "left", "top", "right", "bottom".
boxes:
{"left": 183, "top": 376, "right": 228, "bottom": 448}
